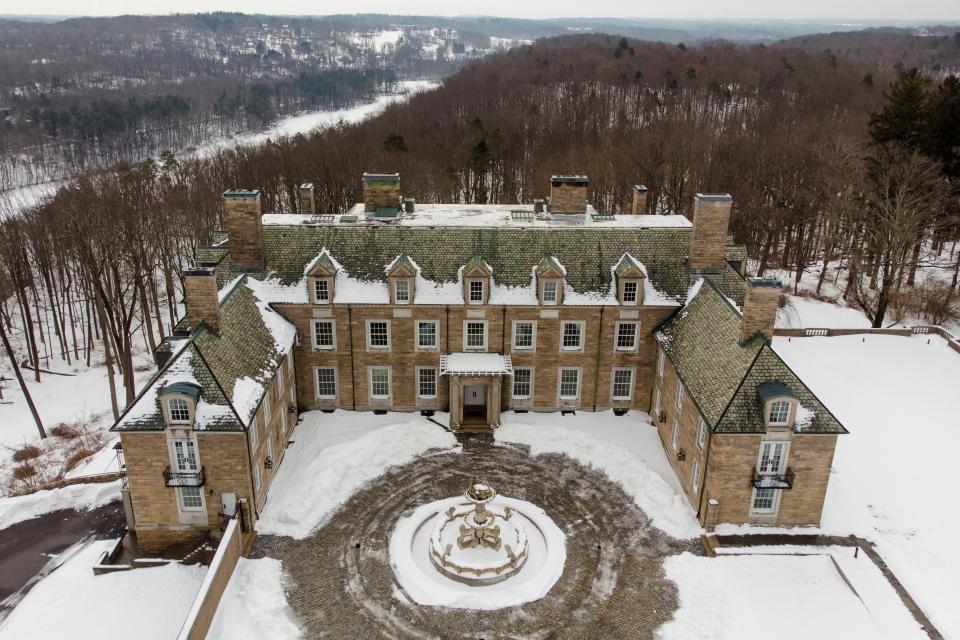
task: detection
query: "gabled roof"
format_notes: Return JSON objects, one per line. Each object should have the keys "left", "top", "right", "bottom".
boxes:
{"left": 614, "top": 253, "right": 646, "bottom": 278}
{"left": 304, "top": 248, "right": 338, "bottom": 277}
{"left": 654, "top": 279, "right": 846, "bottom": 435}
{"left": 385, "top": 253, "right": 416, "bottom": 277}
{"left": 535, "top": 255, "right": 566, "bottom": 278}
{"left": 463, "top": 255, "right": 493, "bottom": 277}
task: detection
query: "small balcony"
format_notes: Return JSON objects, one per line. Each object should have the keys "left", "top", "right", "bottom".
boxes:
{"left": 752, "top": 468, "right": 794, "bottom": 490}
{"left": 163, "top": 466, "right": 205, "bottom": 487}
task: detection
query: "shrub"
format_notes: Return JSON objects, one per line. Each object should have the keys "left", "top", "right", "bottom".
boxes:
{"left": 63, "top": 447, "right": 96, "bottom": 473}
{"left": 898, "top": 279, "right": 960, "bottom": 326}
{"left": 50, "top": 423, "right": 81, "bottom": 439}
{"left": 12, "top": 464, "right": 37, "bottom": 481}
{"left": 11, "top": 444, "right": 42, "bottom": 462}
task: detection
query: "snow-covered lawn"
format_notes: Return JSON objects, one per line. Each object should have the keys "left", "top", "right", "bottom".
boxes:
{"left": 661, "top": 548, "right": 924, "bottom": 639}
{"left": 497, "top": 411, "right": 702, "bottom": 539}
{"left": 256, "top": 411, "right": 459, "bottom": 539}
{"left": 0, "top": 540, "right": 205, "bottom": 640}
{"left": 762, "top": 334, "right": 960, "bottom": 637}
{"left": 0, "top": 480, "right": 119, "bottom": 530}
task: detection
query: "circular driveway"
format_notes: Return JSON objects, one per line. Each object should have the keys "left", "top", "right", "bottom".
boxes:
{"left": 252, "top": 434, "right": 700, "bottom": 639}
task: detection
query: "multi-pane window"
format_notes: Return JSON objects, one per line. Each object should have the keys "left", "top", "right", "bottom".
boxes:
{"left": 469, "top": 280, "right": 484, "bottom": 303}
{"left": 367, "top": 321, "right": 390, "bottom": 349}
{"left": 542, "top": 281, "right": 558, "bottom": 304}
{"left": 263, "top": 389, "right": 272, "bottom": 424}
{"left": 465, "top": 322, "right": 487, "bottom": 350}
{"left": 513, "top": 369, "right": 532, "bottom": 398}
{"left": 417, "top": 368, "right": 437, "bottom": 398}
{"left": 671, "top": 420, "right": 679, "bottom": 451}
{"left": 768, "top": 400, "right": 791, "bottom": 425}
{"left": 168, "top": 398, "right": 190, "bottom": 423}
{"left": 314, "top": 279, "right": 329, "bottom": 303}
{"left": 513, "top": 321, "right": 535, "bottom": 350}
{"left": 173, "top": 440, "right": 199, "bottom": 471}
{"left": 676, "top": 383, "right": 685, "bottom": 410}
{"left": 691, "top": 461, "right": 701, "bottom": 495}
{"left": 313, "top": 320, "right": 335, "bottom": 350}
{"left": 657, "top": 349, "right": 664, "bottom": 378}
{"left": 653, "top": 387, "right": 661, "bottom": 415}
{"left": 315, "top": 367, "right": 337, "bottom": 399}
{"left": 369, "top": 367, "right": 391, "bottom": 398}
{"left": 250, "top": 415, "right": 259, "bottom": 448}
{"left": 615, "top": 322, "right": 638, "bottom": 350}
{"left": 697, "top": 418, "right": 707, "bottom": 451}
{"left": 417, "top": 321, "right": 438, "bottom": 349}
{"left": 559, "top": 368, "right": 580, "bottom": 399}
{"left": 758, "top": 442, "right": 787, "bottom": 474}
{"left": 612, "top": 369, "right": 633, "bottom": 400}
{"left": 179, "top": 486, "right": 204, "bottom": 510}
{"left": 561, "top": 322, "right": 583, "bottom": 350}
{"left": 622, "top": 281, "right": 638, "bottom": 303}
{"left": 752, "top": 488, "right": 776, "bottom": 513}
{"left": 253, "top": 464, "right": 262, "bottom": 491}
{"left": 395, "top": 280, "right": 410, "bottom": 303}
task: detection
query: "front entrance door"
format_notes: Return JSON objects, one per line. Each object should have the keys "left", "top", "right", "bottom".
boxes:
{"left": 463, "top": 384, "right": 486, "bottom": 420}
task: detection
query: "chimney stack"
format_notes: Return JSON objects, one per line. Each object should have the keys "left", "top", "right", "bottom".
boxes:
{"left": 362, "top": 173, "right": 400, "bottom": 212}
{"left": 631, "top": 185, "right": 648, "bottom": 215}
{"left": 740, "top": 277, "right": 781, "bottom": 345}
{"left": 690, "top": 193, "right": 732, "bottom": 270}
{"left": 224, "top": 190, "right": 263, "bottom": 271}
{"left": 549, "top": 175, "right": 588, "bottom": 214}
{"left": 183, "top": 267, "right": 220, "bottom": 333}
{"left": 299, "top": 183, "right": 316, "bottom": 215}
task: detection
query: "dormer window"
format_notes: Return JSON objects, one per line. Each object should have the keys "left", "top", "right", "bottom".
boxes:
{"left": 168, "top": 398, "right": 190, "bottom": 423}
{"left": 314, "top": 279, "right": 330, "bottom": 303}
{"left": 769, "top": 400, "right": 791, "bottom": 426}
{"left": 613, "top": 254, "right": 646, "bottom": 306}
{"left": 469, "top": 280, "right": 484, "bottom": 303}
{"left": 306, "top": 250, "right": 338, "bottom": 304}
{"left": 543, "top": 281, "right": 558, "bottom": 304}
{"left": 622, "top": 281, "right": 638, "bottom": 303}
{"left": 386, "top": 254, "right": 416, "bottom": 305}
{"left": 757, "top": 381, "right": 798, "bottom": 429}
{"left": 463, "top": 256, "right": 492, "bottom": 305}
{"left": 395, "top": 280, "right": 410, "bottom": 304}
{"left": 536, "top": 255, "right": 565, "bottom": 305}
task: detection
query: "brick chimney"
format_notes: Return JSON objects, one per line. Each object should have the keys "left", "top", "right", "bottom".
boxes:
{"left": 224, "top": 190, "right": 263, "bottom": 271}
{"left": 631, "top": 185, "right": 648, "bottom": 215}
{"left": 183, "top": 267, "right": 220, "bottom": 333}
{"left": 740, "top": 277, "right": 781, "bottom": 345}
{"left": 362, "top": 173, "right": 400, "bottom": 212}
{"left": 298, "top": 183, "right": 316, "bottom": 215}
{"left": 549, "top": 175, "right": 588, "bottom": 214}
{"left": 690, "top": 193, "right": 732, "bottom": 270}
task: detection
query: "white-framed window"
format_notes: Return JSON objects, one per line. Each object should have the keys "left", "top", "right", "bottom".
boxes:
{"left": 751, "top": 488, "right": 777, "bottom": 514}
{"left": 612, "top": 368, "right": 634, "bottom": 400}
{"left": 512, "top": 368, "right": 533, "bottom": 399}
{"left": 464, "top": 321, "right": 487, "bottom": 351}
{"left": 676, "top": 382, "right": 685, "bottom": 411}
{"left": 394, "top": 279, "right": 410, "bottom": 304}
{"left": 249, "top": 415, "right": 259, "bottom": 448}
{"left": 653, "top": 386, "right": 661, "bottom": 415}
{"left": 315, "top": 367, "right": 337, "bottom": 399}
{"left": 769, "top": 400, "right": 791, "bottom": 425}
{"left": 178, "top": 486, "right": 204, "bottom": 511}
{"left": 369, "top": 367, "right": 391, "bottom": 399}
{"left": 263, "top": 388, "right": 272, "bottom": 425}
{"left": 172, "top": 439, "right": 199, "bottom": 472}
{"left": 697, "top": 418, "right": 707, "bottom": 451}
{"left": 313, "top": 279, "right": 329, "bottom": 303}
{"left": 253, "top": 463, "right": 262, "bottom": 491}
{"left": 312, "top": 320, "right": 336, "bottom": 350}
{"left": 757, "top": 441, "right": 788, "bottom": 475}
{"left": 671, "top": 419, "right": 679, "bottom": 451}
{"left": 622, "top": 280, "right": 638, "bottom": 304}
{"left": 559, "top": 368, "right": 580, "bottom": 399}
{"left": 542, "top": 280, "right": 558, "bottom": 304}
{"left": 366, "top": 320, "right": 390, "bottom": 350}
{"left": 417, "top": 367, "right": 437, "bottom": 398}
{"left": 288, "top": 384, "right": 296, "bottom": 427}
{"left": 657, "top": 349, "right": 665, "bottom": 379}
{"left": 266, "top": 434, "right": 274, "bottom": 463}
{"left": 168, "top": 398, "right": 190, "bottom": 423}
{"left": 512, "top": 320, "right": 536, "bottom": 350}
{"left": 691, "top": 460, "right": 701, "bottom": 495}
{"left": 285, "top": 352, "right": 293, "bottom": 376}
{"left": 615, "top": 322, "right": 639, "bottom": 351}
{"left": 560, "top": 321, "right": 584, "bottom": 351}
{"left": 468, "top": 280, "right": 484, "bottom": 304}
{"left": 416, "top": 321, "right": 439, "bottom": 350}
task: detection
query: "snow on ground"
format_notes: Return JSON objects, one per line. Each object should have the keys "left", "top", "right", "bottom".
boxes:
{"left": 0, "top": 480, "right": 119, "bottom": 530}
{"left": 753, "top": 334, "right": 960, "bottom": 637}
{"left": 659, "top": 550, "right": 923, "bottom": 640}
{"left": 778, "top": 295, "right": 871, "bottom": 329}
{"left": 0, "top": 539, "right": 205, "bottom": 640}
{"left": 497, "top": 411, "right": 702, "bottom": 540}
{"left": 256, "top": 410, "right": 459, "bottom": 539}
{"left": 207, "top": 557, "right": 302, "bottom": 640}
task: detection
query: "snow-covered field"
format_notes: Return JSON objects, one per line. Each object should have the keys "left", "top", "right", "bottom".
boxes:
{"left": 0, "top": 480, "right": 119, "bottom": 530}
{"left": 0, "top": 540, "right": 205, "bottom": 640}
{"left": 759, "top": 334, "right": 960, "bottom": 637}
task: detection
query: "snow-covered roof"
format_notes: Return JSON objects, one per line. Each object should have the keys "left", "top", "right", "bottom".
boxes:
{"left": 440, "top": 353, "right": 513, "bottom": 376}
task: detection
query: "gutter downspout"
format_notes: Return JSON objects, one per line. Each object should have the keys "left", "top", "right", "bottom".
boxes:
{"left": 592, "top": 306, "right": 605, "bottom": 411}
{"left": 348, "top": 305, "right": 357, "bottom": 411}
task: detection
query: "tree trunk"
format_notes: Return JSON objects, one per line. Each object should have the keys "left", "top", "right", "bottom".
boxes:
{"left": 0, "top": 319, "right": 46, "bottom": 438}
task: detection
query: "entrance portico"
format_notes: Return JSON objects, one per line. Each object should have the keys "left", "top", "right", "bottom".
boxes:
{"left": 440, "top": 353, "right": 512, "bottom": 431}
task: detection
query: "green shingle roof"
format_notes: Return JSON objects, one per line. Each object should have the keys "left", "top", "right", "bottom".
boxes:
{"left": 655, "top": 279, "right": 846, "bottom": 435}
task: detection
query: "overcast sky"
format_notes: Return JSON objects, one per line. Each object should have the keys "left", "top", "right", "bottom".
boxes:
{"left": 7, "top": 0, "right": 959, "bottom": 21}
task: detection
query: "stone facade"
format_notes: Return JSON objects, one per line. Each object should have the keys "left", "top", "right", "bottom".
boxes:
{"left": 740, "top": 277, "right": 781, "bottom": 344}
{"left": 549, "top": 176, "right": 588, "bottom": 214}
{"left": 183, "top": 268, "right": 220, "bottom": 333}
{"left": 689, "top": 193, "right": 732, "bottom": 270}
{"left": 224, "top": 190, "right": 263, "bottom": 270}
{"left": 631, "top": 185, "right": 648, "bottom": 215}
{"left": 298, "top": 183, "right": 316, "bottom": 215}
{"left": 362, "top": 173, "right": 400, "bottom": 212}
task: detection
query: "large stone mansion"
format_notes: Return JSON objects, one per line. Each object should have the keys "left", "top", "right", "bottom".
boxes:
{"left": 111, "top": 173, "right": 846, "bottom": 552}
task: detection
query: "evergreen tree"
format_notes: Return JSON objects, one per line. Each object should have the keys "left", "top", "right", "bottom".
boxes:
{"left": 927, "top": 76, "right": 960, "bottom": 181}
{"left": 868, "top": 68, "right": 932, "bottom": 151}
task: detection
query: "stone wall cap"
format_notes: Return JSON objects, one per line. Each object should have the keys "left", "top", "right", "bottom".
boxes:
{"left": 551, "top": 175, "right": 589, "bottom": 185}
{"left": 633, "top": 184, "right": 648, "bottom": 193}
{"left": 694, "top": 193, "right": 732, "bottom": 202}
{"left": 746, "top": 277, "right": 782, "bottom": 288}
{"left": 184, "top": 266, "right": 217, "bottom": 277}
{"left": 223, "top": 189, "right": 260, "bottom": 198}
{"left": 299, "top": 183, "right": 314, "bottom": 190}
{"left": 363, "top": 172, "right": 400, "bottom": 183}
